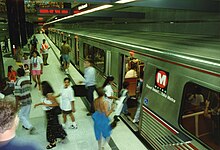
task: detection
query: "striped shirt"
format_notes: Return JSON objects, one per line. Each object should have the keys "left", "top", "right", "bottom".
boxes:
{"left": 14, "top": 76, "right": 32, "bottom": 106}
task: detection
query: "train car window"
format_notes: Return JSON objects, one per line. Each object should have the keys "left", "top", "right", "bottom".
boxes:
{"left": 181, "top": 82, "right": 220, "bottom": 149}
{"left": 83, "top": 43, "right": 105, "bottom": 73}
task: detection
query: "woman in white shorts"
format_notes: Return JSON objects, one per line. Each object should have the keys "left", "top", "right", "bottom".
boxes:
{"left": 30, "top": 51, "right": 43, "bottom": 89}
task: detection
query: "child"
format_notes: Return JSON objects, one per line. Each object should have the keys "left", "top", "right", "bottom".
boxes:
{"left": 7, "top": 65, "right": 17, "bottom": 83}
{"left": 60, "top": 77, "right": 77, "bottom": 129}
{"left": 23, "top": 64, "right": 31, "bottom": 80}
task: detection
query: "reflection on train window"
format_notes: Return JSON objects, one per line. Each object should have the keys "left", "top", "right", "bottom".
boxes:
{"left": 181, "top": 82, "right": 220, "bottom": 149}
{"left": 123, "top": 55, "right": 144, "bottom": 122}
{"left": 83, "top": 43, "right": 105, "bottom": 72}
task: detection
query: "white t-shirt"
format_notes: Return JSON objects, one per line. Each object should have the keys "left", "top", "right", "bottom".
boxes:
{"left": 104, "top": 84, "right": 114, "bottom": 110}
{"left": 125, "top": 69, "right": 137, "bottom": 78}
{"left": 60, "top": 86, "right": 75, "bottom": 111}
{"left": 30, "top": 56, "right": 43, "bottom": 71}
{"left": 41, "top": 97, "right": 52, "bottom": 111}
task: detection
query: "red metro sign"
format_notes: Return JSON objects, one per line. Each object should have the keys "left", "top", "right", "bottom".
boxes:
{"left": 155, "top": 69, "right": 169, "bottom": 93}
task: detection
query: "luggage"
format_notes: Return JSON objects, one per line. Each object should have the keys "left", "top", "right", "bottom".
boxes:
{"left": 72, "top": 85, "right": 87, "bottom": 97}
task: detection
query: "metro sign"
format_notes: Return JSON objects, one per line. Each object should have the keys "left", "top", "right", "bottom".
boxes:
{"left": 155, "top": 69, "right": 169, "bottom": 93}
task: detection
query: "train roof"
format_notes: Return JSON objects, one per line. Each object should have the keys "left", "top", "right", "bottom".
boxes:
{"left": 50, "top": 28, "right": 220, "bottom": 76}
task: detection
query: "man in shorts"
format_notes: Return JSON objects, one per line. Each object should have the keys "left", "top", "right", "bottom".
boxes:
{"left": 60, "top": 40, "right": 71, "bottom": 74}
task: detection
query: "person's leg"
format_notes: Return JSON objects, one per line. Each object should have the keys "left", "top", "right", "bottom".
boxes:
{"left": 98, "top": 139, "right": 102, "bottom": 150}
{"left": 69, "top": 113, "right": 77, "bottom": 128}
{"left": 63, "top": 113, "right": 67, "bottom": 124}
{"left": 133, "top": 105, "right": 141, "bottom": 123}
{"left": 32, "top": 73, "right": 37, "bottom": 88}
{"left": 18, "top": 105, "right": 33, "bottom": 129}
{"left": 87, "top": 86, "right": 96, "bottom": 114}
{"left": 42, "top": 54, "right": 46, "bottom": 65}
{"left": 45, "top": 53, "right": 49, "bottom": 64}
{"left": 36, "top": 75, "right": 41, "bottom": 89}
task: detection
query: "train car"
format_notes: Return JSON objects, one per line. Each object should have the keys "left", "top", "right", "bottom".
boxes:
{"left": 47, "top": 28, "right": 220, "bottom": 150}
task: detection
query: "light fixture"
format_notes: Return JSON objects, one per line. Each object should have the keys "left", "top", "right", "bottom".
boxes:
{"left": 115, "top": 0, "right": 136, "bottom": 4}
{"left": 44, "top": 4, "right": 113, "bottom": 25}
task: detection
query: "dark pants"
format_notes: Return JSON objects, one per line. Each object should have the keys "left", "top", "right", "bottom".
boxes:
{"left": 46, "top": 110, "right": 67, "bottom": 143}
{"left": 86, "top": 85, "right": 96, "bottom": 113}
{"left": 42, "top": 53, "right": 48, "bottom": 64}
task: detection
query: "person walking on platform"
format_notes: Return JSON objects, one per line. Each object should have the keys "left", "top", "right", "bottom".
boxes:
{"left": 40, "top": 39, "right": 50, "bottom": 66}
{"left": 0, "top": 100, "right": 42, "bottom": 150}
{"left": 34, "top": 81, "right": 67, "bottom": 149}
{"left": 92, "top": 87, "right": 115, "bottom": 150}
{"left": 102, "top": 76, "right": 118, "bottom": 111}
{"left": 14, "top": 68, "right": 37, "bottom": 135}
{"left": 60, "top": 40, "right": 71, "bottom": 74}
{"left": 60, "top": 77, "right": 77, "bottom": 129}
{"left": 30, "top": 35, "right": 38, "bottom": 50}
{"left": 30, "top": 51, "right": 43, "bottom": 90}
{"left": 79, "top": 59, "right": 96, "bottom": 116}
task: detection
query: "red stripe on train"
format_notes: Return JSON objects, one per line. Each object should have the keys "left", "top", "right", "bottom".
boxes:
{"left": 142, "top": 106, "right": 178, "bottom": 135}
{"left": 188, "top": 143, "right": 199, "bottom": 150}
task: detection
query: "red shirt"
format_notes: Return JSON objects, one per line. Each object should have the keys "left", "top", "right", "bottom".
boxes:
{"left": 8, "top": 71, "right": 17, "bottom": 81}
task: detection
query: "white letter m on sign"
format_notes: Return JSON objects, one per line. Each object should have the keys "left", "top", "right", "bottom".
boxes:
{"left": 157, "top": 73, "right": 166, "bottom": 86}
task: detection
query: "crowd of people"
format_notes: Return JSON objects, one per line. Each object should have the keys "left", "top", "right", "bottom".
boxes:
{"left": 0, "top": 35, "right": 127, "bottom": 150}
{"left": 0, "top": 35, "right": 146, "bottom": 150}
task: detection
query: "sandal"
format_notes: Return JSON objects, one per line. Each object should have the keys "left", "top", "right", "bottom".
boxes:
{"left": 46, "top": 143, "right": 56, "bottom": 149}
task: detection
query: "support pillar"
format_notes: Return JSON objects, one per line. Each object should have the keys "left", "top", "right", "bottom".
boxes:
{"left": 6, "top": 0, "right": 27, "bottom": 56}
{"left": 18, "top": 0, "right": 27, "bottom": 47}
{"left": 0, "top": 45, "right": 5, "bottom": 83}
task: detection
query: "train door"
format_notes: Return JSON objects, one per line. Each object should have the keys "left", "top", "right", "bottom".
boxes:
{"left": 74, "top": 36, "right": 79, "bottom": 68}
{"left": 120, "top": 53, "right": 145, "bottom": 130}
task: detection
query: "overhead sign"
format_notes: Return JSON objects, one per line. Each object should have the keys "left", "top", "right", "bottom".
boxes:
{"left": 38, "top": 8, "right": 71, "bottom": 15}
{"left": 155, "top": 68, "right": 169, "bottom": 94}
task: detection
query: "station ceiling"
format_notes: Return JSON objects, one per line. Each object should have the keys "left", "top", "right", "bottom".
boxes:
{"left": 0, "top": 0, "right": 220, "bottom": 25}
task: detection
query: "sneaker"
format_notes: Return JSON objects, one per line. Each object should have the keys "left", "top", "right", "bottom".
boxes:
{"left": 22, "top": 125, "right": 29, "bottom": 130}
{"left": 69, "top": 125, "right": 77, "bottom": 129}
{"left": 65, "top": 70, "right": 69, "bottom": 75}
{"left": 86, "top": 112, "right": 92, "bottom": 116}
{"left": 29, "top": 127, "right": 38, "bottom": 135}
{"left": 132, "top": 119, "right": 139, "bottom": 124}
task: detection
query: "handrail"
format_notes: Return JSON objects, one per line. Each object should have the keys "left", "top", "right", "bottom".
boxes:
{"left": 182, "top": 110, "right": 211, "bottom": 137}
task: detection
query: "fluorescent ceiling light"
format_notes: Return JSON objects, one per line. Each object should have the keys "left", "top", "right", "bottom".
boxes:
{"left": 115, "top": 0, "right": 136, "bottom": 4}
{"left": 44, "top": 5, "right": 113, "bottom": 25}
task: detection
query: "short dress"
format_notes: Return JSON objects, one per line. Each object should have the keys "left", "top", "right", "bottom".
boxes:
{"left": 92, "top": 111, "right": 111, "bottom": 140}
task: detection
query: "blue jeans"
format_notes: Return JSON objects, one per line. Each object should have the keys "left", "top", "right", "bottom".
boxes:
{"left": 18, "top": 104, "right": 33, "bottom": 129}
{"left": 86, "top": 85, "right": 96, "bottom": 113}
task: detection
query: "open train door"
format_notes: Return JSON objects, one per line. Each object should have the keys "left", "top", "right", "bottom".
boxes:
{"left": 119, "top": 53, "right": 145, "bottom": 132}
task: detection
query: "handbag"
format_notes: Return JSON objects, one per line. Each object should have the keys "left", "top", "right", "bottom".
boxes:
{"left": 52, "top": 106, "right": 62, "bottom": 115}
{"left": 72, "top": 85, "right": 88, "bottom": 97}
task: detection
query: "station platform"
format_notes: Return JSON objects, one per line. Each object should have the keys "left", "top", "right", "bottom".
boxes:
{"left": 2, "top": 34, "right": 147, "bottom": 150}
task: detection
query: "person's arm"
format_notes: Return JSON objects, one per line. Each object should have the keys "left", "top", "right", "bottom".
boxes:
{"left": 204, "top": 100, "right": 211, "bottom": 118}
{"left": 71, "top": 101, "right": 75, "bottom": 112}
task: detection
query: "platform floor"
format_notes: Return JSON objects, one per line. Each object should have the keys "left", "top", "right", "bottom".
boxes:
{"left": 2, "top": 34, "right": 147, "bottom": 150}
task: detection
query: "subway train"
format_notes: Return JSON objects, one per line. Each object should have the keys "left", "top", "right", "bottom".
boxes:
{"left": 47, "top": 28, "right": 220, "bottom": 150}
